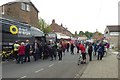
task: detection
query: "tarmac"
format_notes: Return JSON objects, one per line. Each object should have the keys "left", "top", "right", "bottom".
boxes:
{"left": 80, "top": 49, "right": 119, "bottom": 78}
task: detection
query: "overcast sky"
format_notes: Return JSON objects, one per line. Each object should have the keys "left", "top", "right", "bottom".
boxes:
{"left": 0, "top": 0, "right": 119, "bottom": 34}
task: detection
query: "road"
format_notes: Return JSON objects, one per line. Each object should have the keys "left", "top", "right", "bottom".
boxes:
{"left": 2, "top": 48, "right": 88, "bottom": 79}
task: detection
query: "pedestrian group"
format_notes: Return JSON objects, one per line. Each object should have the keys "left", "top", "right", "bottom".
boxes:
{"left": 9, "top": 39, "right": 110, "bottom": 64}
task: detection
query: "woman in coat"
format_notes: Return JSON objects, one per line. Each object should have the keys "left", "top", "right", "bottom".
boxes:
{"left": 17, "top": 42, "right": 26, "bottom": 64}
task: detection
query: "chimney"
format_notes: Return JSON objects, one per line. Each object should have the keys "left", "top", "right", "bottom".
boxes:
{"left": 52, "top": 19, "right": 55, "bottom": 24}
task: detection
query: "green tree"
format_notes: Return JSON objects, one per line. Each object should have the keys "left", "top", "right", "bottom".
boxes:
{"left": 75, "top": 31, "right": 78, "bottom": 36}
{"left": 84, "top": 31, "right": 89, "bottom": 38}
{"left": 79, "top": 31, "right": 84, "bottom": 36}
{"left": 89, "top": 32, "right": 94, "bottom": 39}
{"left": 38, "top": 18, "right": 52, "bottom": 33}
{"left": 84, "top": 31, "right": 94, "bottom": 39}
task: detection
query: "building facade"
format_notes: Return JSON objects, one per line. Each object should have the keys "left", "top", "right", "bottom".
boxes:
{"left": 0, "top": 0, "right": 39, "bottom": 27}
{"left": 104, "top": 25, "right": 120, "bottom": 49}
{"left": 50, "top": 19, "right": 73, "bottom": 38}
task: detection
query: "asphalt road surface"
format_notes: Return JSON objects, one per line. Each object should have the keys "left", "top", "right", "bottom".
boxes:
{"left": 2, "top": 48, "right": 88, "bottom": 79}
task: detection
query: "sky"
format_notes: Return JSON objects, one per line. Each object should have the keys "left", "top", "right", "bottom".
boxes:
{"left": 0, "top": 0, "right": 119, "bottom": 34}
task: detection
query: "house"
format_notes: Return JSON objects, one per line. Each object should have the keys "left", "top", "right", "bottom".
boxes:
{"left": 50, "top": 19, "right": 73, "bottom": 38}
{"left": 104, "top": 25, "right": 120, "bottom": 49}
{"left": 0, "top": 0, "right": 39, "bottom": 27}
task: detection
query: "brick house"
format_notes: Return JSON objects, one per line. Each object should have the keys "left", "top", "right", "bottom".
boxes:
{"left": 104, "top": 25, "right": 120, "bottom": 49}
{"left": 50, "top": 19, "right": 73, "bottom": 37}
{"left": 0, "top": 0, "right": 39, "bottom": 27}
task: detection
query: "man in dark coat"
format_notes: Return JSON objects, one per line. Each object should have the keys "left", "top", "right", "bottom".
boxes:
{"left": 24, "top": 40, "right": 31, "bottom": 62}
{"left": 66, "top": 43, "right": 70, "bottom": 52}
{"left": 88, "top": 43, "right": 93, "bottom": 61}
{"left": 97, "top": 42, "right": 104, "bottom": 60}
{"left": 70, "top": 43, "right": 75, "bottom": 55}
{"left": 32, "top": 40, "right": 39, "bottom": 61}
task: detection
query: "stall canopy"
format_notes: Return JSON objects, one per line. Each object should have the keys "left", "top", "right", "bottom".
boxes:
{"left": 31, "top": 27, "right": 44, "bottom": 37}
{"left": 56, "top": 32, "right": 70, "bottom": 39}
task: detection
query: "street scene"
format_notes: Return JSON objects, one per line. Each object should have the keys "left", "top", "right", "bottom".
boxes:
{"left": 0, "top": 0, "right": 120, "bottom": 79}
{"left": 1, "top": 48, "right": 119, "bottom": 79}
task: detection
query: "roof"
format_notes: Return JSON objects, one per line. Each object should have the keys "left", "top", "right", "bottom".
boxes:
{"left": 107, "top": 25, "right": 120, "bottom": 32}
{"left": 31, "top": 27, "right": 44, "bottom": 37}
{"left": 1, "top": 0, "right": 39, "bottom": 12}
{"left": 50, "top": 23, "right": 72, "bottom": 36}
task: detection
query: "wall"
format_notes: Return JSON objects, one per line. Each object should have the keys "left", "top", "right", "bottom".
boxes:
{"left": 3, "top": 2, "right": 38, "bottom": 27}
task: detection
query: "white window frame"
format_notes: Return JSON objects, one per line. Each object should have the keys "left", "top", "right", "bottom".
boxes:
{"left": 26, "top": 4, "right": 30, "bottom": 11}
{"left": 110, "top": 32, "right": 120, "bottom": 36}
{"left": 21, "top": 3, "right": 30, "bottom": 11}
{"left": 21, "top": 3, "right": 26, "bottom": 10}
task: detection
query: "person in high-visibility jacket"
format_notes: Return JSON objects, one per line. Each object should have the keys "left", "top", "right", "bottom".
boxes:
{"left": 13, "top": 41, "right": 20, "bottom": 61}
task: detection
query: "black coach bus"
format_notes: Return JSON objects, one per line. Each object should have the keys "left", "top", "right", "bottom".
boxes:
{"left": 0, "top": 17, "right": 45, "bottom": 60}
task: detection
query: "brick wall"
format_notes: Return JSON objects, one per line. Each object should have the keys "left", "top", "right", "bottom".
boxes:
{"left": 3, "top": 2, "right": 38, "bottom": 27}
{"left": 4, "top": 3, "right": 21, "bottom": 21}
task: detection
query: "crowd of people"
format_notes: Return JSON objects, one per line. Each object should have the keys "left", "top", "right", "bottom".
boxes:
{"left": 3, "top": 39, "right": 110, "bottom": 64}
{"left": 12, "top": 39, "right": 75, "bottom": 64}
{"left": 76, "top": 40, "right": 110, "bottom": 64}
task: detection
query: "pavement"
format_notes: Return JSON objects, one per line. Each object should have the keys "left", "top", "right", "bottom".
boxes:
{"left": 80, "top": 49, "right": 118, "bottom": 78}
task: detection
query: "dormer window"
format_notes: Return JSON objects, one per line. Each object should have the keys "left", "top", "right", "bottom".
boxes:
{"left": 26, "top": 4, "right": 30, "bottom": 11}
{"left": 21, "top": 3, "right": 30, "bottom": 11}
{"left": 21, "top": 3, "right": 26, "bottom": 10}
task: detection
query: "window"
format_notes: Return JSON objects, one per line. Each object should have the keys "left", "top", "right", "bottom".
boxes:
{"left": 21, "top": 3, "right": 30, "bottom": 11}
{"left": 110, "top": 32, "right": 119, "bottom": 36}
{"left": 1, "top": 6, "right": 5, "bottom": 14}
{"left": 21, "top": 3, "right": 26, "bottom": 10}
{"left": 26, "top": 4, "right": 30, "bottom": 11}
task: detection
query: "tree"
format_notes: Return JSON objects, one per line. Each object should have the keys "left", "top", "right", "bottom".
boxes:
{"left": 84, "top": 31, "right": 94, "bottom": 39}
{"left": 79, "top": 31, "right": 84, "bottom": 36}
{"left": 84, "top": 31, "right": 89, "bottom": 38}
{"left": 74, "top": 31, "right": 78, "bottom": 36}
{"left": 89, "top": 32, "right": 94, "bottom": 39}
{"left": 38, "top": 18, "right": 52, "bottom": 33}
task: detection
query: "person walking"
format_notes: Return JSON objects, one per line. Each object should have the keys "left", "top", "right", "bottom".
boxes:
{"left": 93, "top": 42, "right": 98, "bottom": 56}
{"left": 52, "top": 42, "right": 57, "bottom": 60}
{"left": 70, "top": 43, "right": 75, "bottom": 55}
{"left": 79, "top": 43, "right": 86, "bottom": 64}
{"left": 38, "top": 41, "right": 43, "bottom": 59}
{"left": 62, "top": 42, "right": 66, "bottom": 55}
{"left": 32, "top": 40, "right": 39, "bottom": 61}
{"left": 97, "top": 42, "right": 104, "bottom": 60}
{"left": 48, "top": 41, "right": 54, "bottom": 61}
{"left": 57, "top": 41, "right": 63, "bottom": 60}
{"left": 88, "top": 42, "right": 93, "bottom": 61}
{"left": 66, "top": 43, "right": 70, "bottom": 52}
{"left": 24, "top": 40, "right": 31, "bottom": 62}
{"left": 17, "top": 42, "right": 25, "bottom": 64}
{"left": 76, "top": 42, "right": 80, "bottom": 53}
